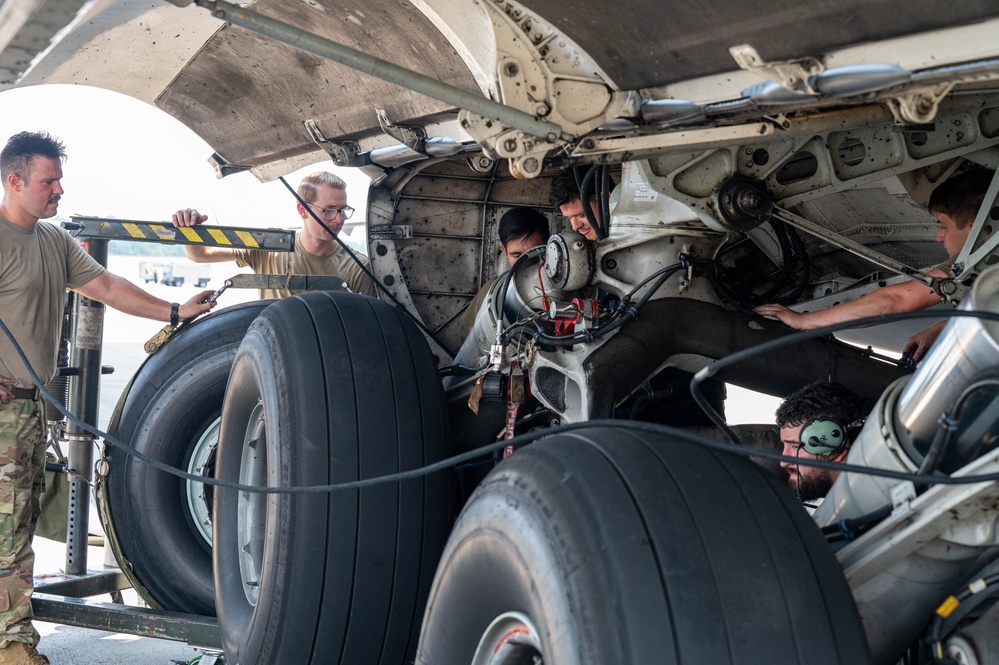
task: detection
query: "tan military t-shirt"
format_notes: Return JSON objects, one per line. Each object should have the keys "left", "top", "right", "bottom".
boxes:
{"left": 461, "top": 278, "right": 496, "bottom": 330}
{"left": 0, "top": 216, "right": 105, "bottom": 387}
{"left": 233, "top": 232, "right": 377, "bottom": 299}
{"left": 934, "top": 254, "right": 957, "bottom": 276}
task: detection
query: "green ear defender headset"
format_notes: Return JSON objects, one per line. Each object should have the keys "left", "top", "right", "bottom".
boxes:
{"left": 799, "top": 418, "right": 847, "bottom": 456}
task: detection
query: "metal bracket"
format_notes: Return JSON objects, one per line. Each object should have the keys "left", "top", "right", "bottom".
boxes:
{"left": 304, "top": 119, "right": 363, "bottom": 167}
{"left": 368, "top": 224, "right": 413, "bottom": 240}
{"left": 930, "top": 275, "right": 967, "bottom": 304}
{"left": 376, "top": 108, "right": 426, "bottom": 150}
{"left": 887, "top": 83, "right": 954, "bottom": 124}
{"left": 208, "top": 152, "right": 250, "bottom": 178}
{"left": 460, "top": 0, "right": 640, "bottom": 176}
{"left": 945, "top": 167, "right": 999, "bottom": 297}
{"left": 890, "top": 480, "right": 917, "bottom": 517}
{"left": 729, "top": 44, "right": 824, "bottom": 94}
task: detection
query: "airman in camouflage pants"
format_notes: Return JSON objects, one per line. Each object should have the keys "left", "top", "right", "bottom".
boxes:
{"left": 0, "top": 397, "right": 44, "bottom": 650}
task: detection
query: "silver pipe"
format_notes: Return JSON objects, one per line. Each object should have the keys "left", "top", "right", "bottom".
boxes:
{"left": 896, "top": 266, "right": 999, "bottom": 452}
{"left": 193, "top": 0, "right": 570, "bottom": 143}
{"left": 813, "top": 264, "right": 999, "bottom": 664}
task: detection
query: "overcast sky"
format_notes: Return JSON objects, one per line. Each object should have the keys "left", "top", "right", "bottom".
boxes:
{"left": 0, "top": 83, "right": 370, "bottom": 232}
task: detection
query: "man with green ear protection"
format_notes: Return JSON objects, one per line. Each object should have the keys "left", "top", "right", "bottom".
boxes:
{"left": 775, "top": 382, "right": 865, "bottom": 503}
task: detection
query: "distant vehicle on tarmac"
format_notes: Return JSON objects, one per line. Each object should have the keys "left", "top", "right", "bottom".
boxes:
{"left": 139, "top": 260, "right": 211, "bottom": 288}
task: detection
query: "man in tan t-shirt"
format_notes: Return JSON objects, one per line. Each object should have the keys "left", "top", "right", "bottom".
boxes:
{"left": 171, "top": 171, "right": 377, "bottom": 299}
{"left": 0, "top": 131, "right": 215, "bottom": 665}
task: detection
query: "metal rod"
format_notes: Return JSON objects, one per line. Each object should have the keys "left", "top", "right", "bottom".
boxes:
{"left": 64, "top": 239, "right": 108, "bottom": 575}
{"left": 410, "top": 232, "right": 484, "bottom": 241}
{"left": 194, "top": 0, "right": 570, "bottom": 143}
{"left": 409, "top": 288, "right": 479, "bottom": 298}
{"left": 772, "top": 207, "right": 935, "bottom": 286}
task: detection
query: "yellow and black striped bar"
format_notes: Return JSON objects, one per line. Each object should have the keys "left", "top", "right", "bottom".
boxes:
{"left": 65, "top": 216, "right": 295, "bottom": 252}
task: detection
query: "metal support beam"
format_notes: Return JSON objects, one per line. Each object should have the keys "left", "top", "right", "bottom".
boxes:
{"left": 64, "top": 238, "right": 107, "bottom": 576}
{"left": 35, "top": 570, "right": 131, "bottom": 597}
{"left": 32, "top": 594, "right": 222, "bottom": 649}
{"left": 66, "top": 217, "right": 295, "bottom": 251}
{"left": 191, "top": 0, "right": 570, "bottom": 143}
{"left": 225, "top": 273, "right": 349, "bottom": 292}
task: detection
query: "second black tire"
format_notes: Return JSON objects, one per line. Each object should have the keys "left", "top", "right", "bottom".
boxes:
{"left": 418, "top": 426, "right": 870, "bottom": 664}
{"left": 104, "top": 300, "right": 270, "bottom": 616}
{"left": 214, "top": 292, "right": 450, "bottom": 665}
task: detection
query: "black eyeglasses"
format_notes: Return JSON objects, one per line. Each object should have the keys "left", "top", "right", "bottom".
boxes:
{"left": 307, "top": 202, "right": 355, "bottom": 220}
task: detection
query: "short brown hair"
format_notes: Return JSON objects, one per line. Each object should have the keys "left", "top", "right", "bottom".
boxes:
{"left": 1, "top": 131, "right": 66, "bottom": 183}
{"left": 298, "top": 171, "right": 347, "bottom": 203}
{"left": 928, "top": 168, "right": 995, "bottom": 229}
{"left": 776, "top": 382, "right": 862, "bottom": 429}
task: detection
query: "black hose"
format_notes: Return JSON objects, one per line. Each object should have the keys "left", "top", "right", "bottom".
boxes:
{"left": 918, "top": 375, "right": 999, "bottom": 476}
{"left": 822, "top": 503, "right": 892, "bottom": 542}
{"left": 929, "top": 572, "right": 999, "bottom": 663}
{"left": 598, "top": 165, "right": 611, "bottom": 240}
{"left": 494, "top": 245, "right": 547, "bottom": 323}
{"left": 691, "top": 308, "right": 999, "bottom": 445}
{"left": 574, "top": 165, "right": 603, "bottom": 239}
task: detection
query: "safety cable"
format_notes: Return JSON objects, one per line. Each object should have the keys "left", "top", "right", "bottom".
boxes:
{"left": 276, "top": 176, "right": 450, "bottom": 353}
{"left": 6, "top": 307, "right": 999, "bottom": 495}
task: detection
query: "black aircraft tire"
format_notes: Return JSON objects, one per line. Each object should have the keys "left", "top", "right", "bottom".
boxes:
{"left": 417, "top": 426, "right": 870, "bottom": 665}
{"left": 214, "top": 292, "right": 449, "bottom": 665}
{"left": 106, "top": 301, "right": 271, "bottom": 616}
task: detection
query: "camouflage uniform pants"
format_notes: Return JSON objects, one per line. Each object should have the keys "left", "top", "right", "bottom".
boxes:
{"left": 0, "top": 398, "right": 44, "bottom": 649}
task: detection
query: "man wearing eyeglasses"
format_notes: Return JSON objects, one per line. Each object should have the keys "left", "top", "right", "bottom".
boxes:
{"left": 172, "top": 171, "right": 377, "bottom": 299}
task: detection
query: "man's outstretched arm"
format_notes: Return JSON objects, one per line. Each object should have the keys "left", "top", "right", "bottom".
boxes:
{"left": 753, "top": 270, "right": 947, "bottom": 331}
